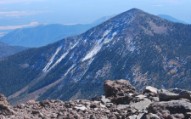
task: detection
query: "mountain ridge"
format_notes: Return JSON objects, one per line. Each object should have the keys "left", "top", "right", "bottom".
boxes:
{"left": 0, "top": 8, "right": 190, "bottom": 104}
{"left": 158, "top": 14, "right": 186, "bottom": 24}
{"left": 0, "top": 17, "right": 110, "bottom": 48}
{"left": 0, "top": 42, "right": 26, "bottom": 58}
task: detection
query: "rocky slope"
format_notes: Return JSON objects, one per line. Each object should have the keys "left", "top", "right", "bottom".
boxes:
{"left": 1, "top": 80, "right": 191, "bottom": 119}
{"left": 0, "top": 8, "right": 190, "bottom": 104}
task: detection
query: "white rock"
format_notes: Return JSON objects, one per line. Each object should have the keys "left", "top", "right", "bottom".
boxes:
{"left": 130, "top": 98, "right": 152, "bottom": 111}
{"left": 145, "top": 86, "right": 158, "bottom": 94}
{"left": 135, "top": 94, "right": 147, "bottom": 100}
{"left": 74, "top": 105, "right": 87, "bottom": 111}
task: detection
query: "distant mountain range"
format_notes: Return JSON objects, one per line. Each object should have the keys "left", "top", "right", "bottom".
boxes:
{"left": 0, "top": 8, "right": 190, "bottom": 104}
{"left": 158, "top": 14, "right": 186, "bottom": 24}
{"left": 0, "top": 17, "right": 110, "bottom": 48}
{"left": 0, "top": 14, "right": 185, "bottom": 48}
{"left": 0, "top": 42, "right": 25, "bottom": 58}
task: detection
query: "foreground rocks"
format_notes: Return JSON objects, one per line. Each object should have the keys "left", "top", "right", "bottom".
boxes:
{"left": 1, "top": 79, "right": 191, "bottom": 119}
{"left": 0, "top": 94, "right": 14, "bottom": 116}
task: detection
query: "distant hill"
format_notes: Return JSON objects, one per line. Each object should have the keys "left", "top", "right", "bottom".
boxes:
{"left": 158, "top": 14, "right": 186, "bottom": 23}
{"left": 0, "top": 17, "right": 110, "bottom": 48}
{"left": 0, "top": 42, "right": 26, "bottom": 58}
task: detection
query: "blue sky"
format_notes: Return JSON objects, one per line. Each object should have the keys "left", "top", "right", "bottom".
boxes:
{"left": 0, "top": 0, "right": 190, "bottom": 34}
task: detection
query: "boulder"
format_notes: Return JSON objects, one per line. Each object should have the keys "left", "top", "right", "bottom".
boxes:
{"left": 104, "top": 79, "right": 137, "bottom": 104}
{"left": 159, "top": 88, "right": 191, "bottom": 101}
{"left": 158, "top": 89, "right": 180, "bottom": 101}
{"left": 143, "top": 86, "right": 158, "bottom": 96}
{"left": 147, "top": 100, "right": 191, "bottom": 118}
{"left": 0, "top": 94, "right": 9, "bottom": 106}
{"left": 0, "top": 94, "right": 14, "bottom": 115}
{"left": 171, "top": 88, "right": 191, "bottom": 101}
{"left": 104, "top": 79, "right": 136, "bottom": 98}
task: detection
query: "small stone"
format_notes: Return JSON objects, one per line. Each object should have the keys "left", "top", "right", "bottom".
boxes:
{"left": 50, "top": 113, "right": 57, "bottom": 118}
{"left": 74, "top": 105, "right": 87, "bottom": 111}
{"left": 90, "top": 115, "right": 96, "bottom": 119}
{"left": 26, "top": 100, "right": 36, "bottom": 105}
{"left": 141, "top": 113, "right": 160, "bottom": 119}
{"left": 91, "top": 103, "right": 98, "bottom": 108}
{"left": 31, "top": 110, "right": 40, "bottom": 115}
{"left": 106, "top": 103, "right": 113, "bottom": 108}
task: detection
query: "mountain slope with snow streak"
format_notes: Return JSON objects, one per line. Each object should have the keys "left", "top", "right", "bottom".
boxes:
{"left": 0, "top": 8, "right": 190, "bottom": 104}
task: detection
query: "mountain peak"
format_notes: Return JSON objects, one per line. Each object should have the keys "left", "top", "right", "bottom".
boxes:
{"left": 110, "top": 8, "right": 151, "bottom": 24}
{"left": 1, "top": 8, "right": 191, "bottom": 105}
{"left": 121, "top": 8, "right": 147, "bottom": 17}
{"left": 128, "top": 8, "right": 144, "bottom": 13}
{"left": 87, "top": 8, "right": 170, "bottom": 41}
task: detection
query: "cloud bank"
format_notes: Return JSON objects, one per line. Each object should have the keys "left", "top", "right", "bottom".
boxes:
{"left": 0, "top": 11, "right": 41, "bottom": 17}
{"left": 0, "top": 22, "right": 40, "bottom": 30}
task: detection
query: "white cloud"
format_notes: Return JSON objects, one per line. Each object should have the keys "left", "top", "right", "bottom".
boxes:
{"left": 0, "top": 11, "right": 32, "bottom": 17}
{"left": 0, "top": 10, "right": 46, "bottom": 17}
{"left": 0, "top": 22, "right": 40, "bottom": 30}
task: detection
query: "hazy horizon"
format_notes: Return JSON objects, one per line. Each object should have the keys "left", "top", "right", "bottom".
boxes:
{"left": 0, "top": 0, "right": 190, "bottom": 34}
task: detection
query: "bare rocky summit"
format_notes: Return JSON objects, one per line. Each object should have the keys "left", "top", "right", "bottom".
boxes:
{"left": 1, "top": 79, "right": 191, "bottom": 119}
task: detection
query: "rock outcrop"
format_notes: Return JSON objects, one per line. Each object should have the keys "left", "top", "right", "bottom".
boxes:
{"left": 1, "top": 79, "right": 191, "bottom": 119}
{"left": 104, "top": 79, "right": 137, "bottom": 104}
{"left": 0, "top": 94, "right": 14, "bottom": 116}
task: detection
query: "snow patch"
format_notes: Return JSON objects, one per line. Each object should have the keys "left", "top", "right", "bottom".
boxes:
{"left": 103, "top": 32, "right": 117, "bottom": 44}
{"left": 43, "top": 46, "right": 62, "bottom": 72}
{"left": 43, "top": 42, "right": 78, "bottom": 72}
{"left": 103, "top": 30, "right": 111, "bottom": 38}
{"left": 112, "top": 32, "right": 117, "bottom": 37}
{"left": 126, "top": 37, "right": 136, "bottom": 52}
{"left": 64, "top": 64, "right": 75, "bottom": 76}
{"left": 74, "top": 59, "right": 94, "bottom": 82}
{"left": 47, "top": 42, "right": 78, "bottom": 71}
{"left": 129, "top": 45, "right": 135, "bottom": 52}
{"left": 82, "top": 43, "right": 102, "bottom": 62}
{"left": 82, "top": 31, "right": 117, "bottom": 62}
{"left": 48, "top": 51, "right": 69, "bottom": 71}
{"left": 71, "top": 41, "right": 79, "bottom": 49}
